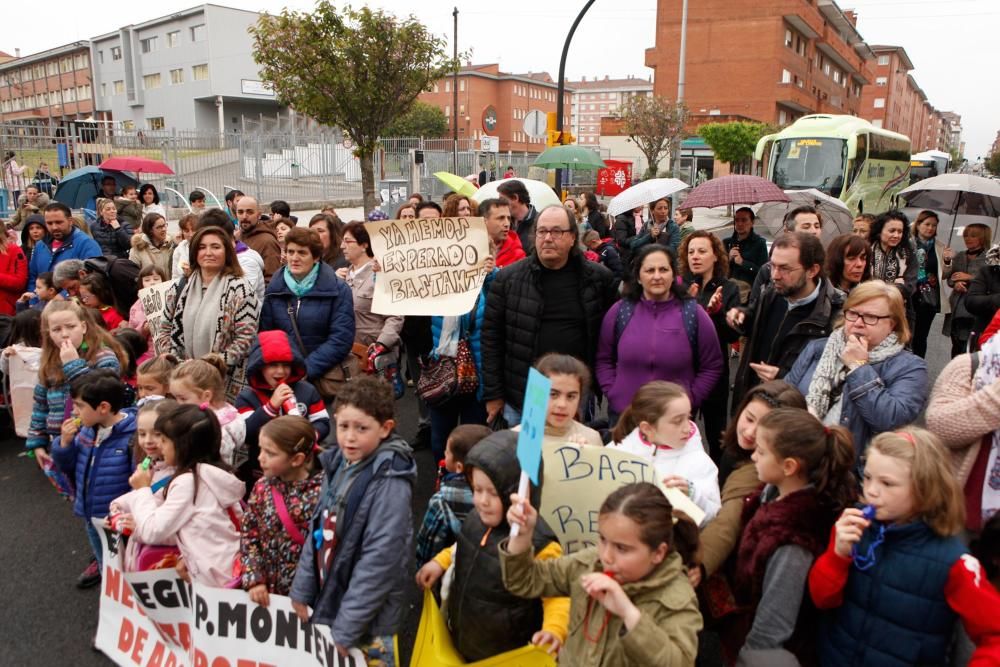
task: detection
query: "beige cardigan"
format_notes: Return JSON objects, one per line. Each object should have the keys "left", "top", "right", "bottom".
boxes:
{"left": 925, "top": 352, "right": 1000, "bottom": 485}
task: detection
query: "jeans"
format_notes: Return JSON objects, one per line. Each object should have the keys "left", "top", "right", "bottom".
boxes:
{"left": 85, "top": 519, "right": 104, "bottom": 569}
{"left": 503, "top": 403, "right": 522, "bottom": 428}
{"left": 428, "top": 394, "right": 488, "bottom": 461}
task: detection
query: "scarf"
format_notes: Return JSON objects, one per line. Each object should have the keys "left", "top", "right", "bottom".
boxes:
{"left": 181, "top": 272, "right": 227, "bottom": 359}
{"left": 973, "top": 335, "right": 1000, "bottom": 522}
{"left": 806, "top": 327, "right": 903, "bottom": 419}
{"left": 870, "top": 242, "right": 902, "bottom": 283}
{"left": 285, "top": 263, "right": 319, "bottom": 298}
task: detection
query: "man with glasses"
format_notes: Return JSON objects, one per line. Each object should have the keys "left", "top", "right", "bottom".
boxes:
{"left": 726, "top": 231, "right": 843, "bottom": 409}
{"left": 482, "top": 205, "right": 619, "bottom": 426}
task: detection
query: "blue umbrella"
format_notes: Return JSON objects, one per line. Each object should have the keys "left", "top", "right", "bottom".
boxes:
{"left": 53, "top": 165, "right": 138, "bottom": 209}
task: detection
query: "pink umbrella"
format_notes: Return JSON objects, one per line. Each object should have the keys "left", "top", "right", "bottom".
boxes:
{"left": 680, "top": 175, "right": 789, "bottom": 209}
{"left": 99, "top": 156, "right": 175, "bottom": 175}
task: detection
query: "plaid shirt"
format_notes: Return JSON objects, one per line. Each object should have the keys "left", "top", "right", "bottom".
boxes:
{"left": 415, "top": 473, "right": 474, "bottom": 567}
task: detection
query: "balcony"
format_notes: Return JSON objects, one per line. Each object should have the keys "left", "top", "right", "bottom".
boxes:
{"left": 783, "top": 13, "right": 821, "bottom": 39}
{"left": 776, "top": 84, "right": 816, "bottom": 113}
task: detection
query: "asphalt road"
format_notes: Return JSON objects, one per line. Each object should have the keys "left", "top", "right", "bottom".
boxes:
{"left": 0, "top": 325, "right": 954, "bottom": 666}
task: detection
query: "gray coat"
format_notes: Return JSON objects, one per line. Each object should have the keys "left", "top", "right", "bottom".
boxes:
{"left": 289, "top": 435, "right": 416, "bottom": 646}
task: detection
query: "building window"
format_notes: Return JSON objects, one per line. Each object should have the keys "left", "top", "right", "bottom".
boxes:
{"left": 77, "top": 85, "right": 91, "bottom": 100}
{"left": 785, "top": 29, "right": 793, "bottom": 48}
{"left": 33, "top": 64, "right": 44, "bottom": 79}
{"left": 872, "top": 119, "right": 883, "bottom": 128}
{"left": 444, "top": 105, "right": 450, "bottom": 117}
{"left": 170, "top": 68, "right": 184, "bottom": 85}
{"left": 781, "top": 69, "right": 792, "bottom": 84}
{"left": 113, "top": 80, "right": 125, "bottom": 95}
{"left": 111, "top": 46, "right": 122, "bottom": 61}
{"left": 877, "top": 55, "right": 890, "bottom": 66}
{"left": 459, "top": 80, "right": 465, "bottom": 92}
{"left": 167, "top": 31, "right": 180, "bottom": 47}
{"left": 98, "top": 51, "right": 104, "bottom": 64}
{"left": 445, "top": 80, "right": 450, "bottom": 93}
{"left": 147, "top": 117, "right": 166, "bottom": 131}
{"left": 192, "top": 64, "right": 209, "bottom": 81}
{"left": 122, "top": 120, "right": 135, "bottom": 131}
{"left": 140, "top": 36, "right": 158, "bottom": 53}
{"left": 143, "top": 73, "right": 162, "bottom": 90}
{"left": 779, "top": 109, "right": 788, "bottom": 125}
{"left": 432, "top": 83, "right": 439, "bottom": 93}
{"left": 874, "top": 97, "right": 885, "bottom": 109}
{"left": 190, "top": 24, "right": 206, "bottom": 42}
{"left": 833, "top": 70, "right": 842, "bottom": 84}
{"left": 75, "top": 53, "right": 89, "bottom": 69}
{"left": 100, "top": 83, "right": 106, "bottom": 98}
{"left": 47, "top": 62, "right": 59, "bottom": 76}
{"left": 876, "top": 76, "right": 887, "bottom": 86}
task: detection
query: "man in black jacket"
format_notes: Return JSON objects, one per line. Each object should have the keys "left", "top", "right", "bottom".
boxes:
{"left": 482, "top": 206, "right": 620, "bottom": 425}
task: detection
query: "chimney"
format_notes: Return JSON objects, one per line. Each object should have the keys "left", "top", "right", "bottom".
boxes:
{"left": 582, "top": 75, "right": 586, "bottom": 82}
{"left": 605, "top": 75, "right": 609, "bottom": 80}
{"left": 15, "top": 48, "right": 21, "bottom": 58}
{"left": 844, "top": 10, "right": 858, "bottom": 26}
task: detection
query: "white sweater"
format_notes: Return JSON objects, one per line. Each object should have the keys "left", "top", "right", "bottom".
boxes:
{"left": 609, "top": 423, "right": 721, "bottom": 523}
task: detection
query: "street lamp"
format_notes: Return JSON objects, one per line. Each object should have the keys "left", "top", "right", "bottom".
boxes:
{"left": 554, "top": 0, "right": 597, "bottom": 196}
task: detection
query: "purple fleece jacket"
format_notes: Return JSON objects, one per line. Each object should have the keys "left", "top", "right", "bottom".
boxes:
{"left": 595, "top": 297, "right": 723, "bottom": 414}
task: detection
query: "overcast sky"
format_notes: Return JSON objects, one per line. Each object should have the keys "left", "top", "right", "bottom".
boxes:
{"left": 3, "top": 0, "right": 996, "bottom": 157}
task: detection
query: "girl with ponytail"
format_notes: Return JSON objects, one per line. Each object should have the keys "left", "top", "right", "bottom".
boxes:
{"left": 718, "top": 408, "right": 857, "bottom": 666}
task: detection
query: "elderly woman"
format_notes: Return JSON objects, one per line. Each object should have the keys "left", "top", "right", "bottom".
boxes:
{"left": 926, "top": 328, "right": 1000, "bottom": 532}
{"left": 260, "top": 226, "right": 355, "bottom": 402}
{"left": 910, "top": 210, "right": 953, "bottom": 358}
{"left": 129, "top": 212, "right": 175, "bottom": 277}
{"left": 785, "top": 280, "right": 928, "bottom": 458}
{"left": 155, "top": 225, "right": 258, "bottom": 401}
{"left": 90, "top": 197, "right": 133, "bottom": 258}
{"left": 946, "top": 223, "right": 991, "bottom": 357}
{"left": 308, "top": 213, "right": 348, "bottom": 271}
{"left": 825, "top": 233, "right": 870, "bottom": 297}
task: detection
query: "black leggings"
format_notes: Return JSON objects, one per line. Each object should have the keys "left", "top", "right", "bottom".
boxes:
{"left": 910, "top": 297, "right": 938, "bottom": 358}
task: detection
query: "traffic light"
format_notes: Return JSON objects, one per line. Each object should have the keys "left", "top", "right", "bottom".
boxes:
{"left": 544, "top": 111, "right": 575, "bottom": 146}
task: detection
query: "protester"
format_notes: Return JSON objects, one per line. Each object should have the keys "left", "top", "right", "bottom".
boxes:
{"left": 236, "top": 196, "right": 282, "bottom": 284}
{"left": 723, "top": 207, "right": 769, "bottom": 296}
{"left": 188, "top": 190, "right": 206, "bottom": 211}
{"left": 129, "top": 265, "right": 167, "bottom": 363}
{"left": 2, "top": 150, "right": 29, "bottom": 202}
{"left": 675, "top": 207, "right": 695, "bottom": 240}
{"left": 479, "top": 197, "right": 525, "bottom": 267}
{"left": 910, "top": 210, "right": 952, "bottom": 358}
{"left": 809, "top": 428, "right": 1000, "bottom": 666}
{"left": 19, "top": 214, "right": 46, "bottom": 264}
{"left": 16, "top": 271, "right": 57, "bottom": 313}
{"left": 747, "top": 206, "right": 825, "bottom": 308}
{"left": 171, "top": 213, "right": 197, "bottom": 281}
{"left": 115, "top": 185, "right": 143, "bottom": 229}
{"left": 129, "top": 213, "right": 175, "bottom": 277}
{"left": 8, "top": 184, "right": 48, "bottom": 230}
{"left": 28, "top": 203, "right": 102, "bottom": 289}
{"left": 0, "top": 228, "right": 28, "bottom": 316}
{"left": 442, "top": 193, "right": 474, "bottom": 218}
{"left": 79, "top": 273, "right": 124, "bottom": 329}
{"left": 139, "top": 184, "right": 166, "bottom": 219}
{"left": 415, "top": 430, "right": 569, "bottom": 661}
{"left": 851, "top": 213, "right": 875, "bottom": 238}
{"left": 136, "top": 354, "right": 179, "bottom": 400}
{"left": 90, "top": 198, "right": 134, "bottom": 259}
{"left": 497, "top": 180, "right": 538, "bottom": 252}
{"left": 867, "top": 211, "right": 917, "bottom": 316}
{"left": 309, "top": 212, "right": 348, "bottom": 270}
{"left": 579, "top": 191, "right": 610, "bottom": 237}
{"left": 224, "top": 189, "right": 243, "bottom": 226}
{"left": 501, "top": 482, "right": 702, "bottom": 666}
{"left": 195, "top": 211, "right": 265, "bottom": 306}
{"left": 583, "top": 229, "right": 624, "bottom": 281}
{"left": 785, "top": 281, "right": 928, "bottom": 460}
{"left": 526, "top": 354, "right": 603, "bottom": 447}
{"left": 825, "top": 233, "right": 870, "bottom": 297}
{"left": 945, "top": 223, "right": 990, "bottom": 356}
{"left": 613, "top": 205, "right": 646, "bottom": 272}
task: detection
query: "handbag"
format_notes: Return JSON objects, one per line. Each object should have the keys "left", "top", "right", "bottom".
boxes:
{"left": 286, "top": 303, "right": 363, "bottom": 402}
{"left": 917, "top": 281, "right": 940, "bottom": 310}
{"left": 416, "top": 296, "right": 480, "bottom": 406}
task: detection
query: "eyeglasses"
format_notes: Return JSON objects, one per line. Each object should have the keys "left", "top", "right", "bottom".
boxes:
{"left": 770, "top": 264, "right": 803, "bottom": 275}
{"left": 844, "top": 309, "right": 893, "bottom": 326}
{"left": 536, "top": 228, "right": 570, "bottom": 239}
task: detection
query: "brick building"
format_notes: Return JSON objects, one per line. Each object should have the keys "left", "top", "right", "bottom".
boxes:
{"left": 567, "top": 76, "right": 653, "bottom": 147}
{"left": 645, "top": 0, "right": 874, "bottom": 127}
{"left": 0, "top": 43, "right": 95, "bottom": 128}
{"left": 418, "top": 64, "right": 572, "bottom": 153}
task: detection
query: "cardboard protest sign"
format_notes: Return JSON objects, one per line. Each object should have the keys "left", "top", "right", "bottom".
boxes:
{"left": 137, "top": 280, "right": 176, "bottom": 335}
{"left": 539, "top": 445, "right": 705, "bottom": 554}
{"left": 367, "top": 216, "right": 490, "bottom": 316}
{"left": 93, "top": 519, "right": 365, "bottom": 666}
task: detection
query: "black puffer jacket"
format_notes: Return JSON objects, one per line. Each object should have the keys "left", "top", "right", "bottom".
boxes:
{"left": 966, "top": 246, "right": 1000, "bottom": 336}
{"left": 481, "top": 253, "right": 619, "bottom": 408}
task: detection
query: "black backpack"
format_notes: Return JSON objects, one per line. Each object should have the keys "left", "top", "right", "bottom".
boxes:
{"left": 84, "top": 256, "right": 141, "bottom": 314}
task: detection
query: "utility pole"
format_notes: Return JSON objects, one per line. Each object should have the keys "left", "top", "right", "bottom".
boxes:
{"left": 554, "top": 0, "right": 597, "bottom": 196}
{"left": 452, "top": 7, "right": 459, "bottom": 175}
{"left": 672, "top": 0, "right": 689, "bottom": 186}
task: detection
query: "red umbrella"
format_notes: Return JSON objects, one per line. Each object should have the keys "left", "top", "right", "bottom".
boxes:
{"left": 99, "top": 156, "right": 175, "bottom": 175}
{"left": 680, "top": 175, "right": 789, "bottom": 209}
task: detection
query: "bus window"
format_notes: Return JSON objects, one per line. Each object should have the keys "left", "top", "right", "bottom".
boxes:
{"left": 849, "top": 133, "right": 867, "bottom": 187}
{"left": 772, "top": 137, "right": 847, "bottom": 196}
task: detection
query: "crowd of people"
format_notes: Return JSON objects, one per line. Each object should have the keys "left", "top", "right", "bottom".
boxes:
{"left": 3, "top": 180, "right": 1000, "bottom": 667}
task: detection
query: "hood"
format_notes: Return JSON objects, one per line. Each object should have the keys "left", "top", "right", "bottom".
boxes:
{"left": 196, "top": 462, "right": 246, "bottom": 507}
{"left": 244, "top": 224, "right": 278, "bottom": 242}
{"left": 465, "top": 430, "right": 522, "bottom": 511}
{"left": 247, "top": 330, "right": 307, "bottom": 390}
{"left": 21, "top": 215, "right": 45, "bottom": 245}
{"left": 131, "top": 232, "right": 152, "bottom": 251}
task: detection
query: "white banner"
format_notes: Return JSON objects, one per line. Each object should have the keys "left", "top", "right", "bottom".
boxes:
{"left": 93, "top": 520, "right": 364, "bottom": 666}
{"left": 137, "top": 280, "right": 176, "bottom": 337}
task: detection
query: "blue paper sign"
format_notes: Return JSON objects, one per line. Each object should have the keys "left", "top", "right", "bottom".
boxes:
{"left": 517, "top": 368, "right": 551, "bottom": 485}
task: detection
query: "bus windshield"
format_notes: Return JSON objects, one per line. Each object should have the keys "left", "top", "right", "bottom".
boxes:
{"left": 771, "top": 138, "right": 847, "bottom": 196}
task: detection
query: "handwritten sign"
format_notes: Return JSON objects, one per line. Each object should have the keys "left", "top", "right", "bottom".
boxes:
{"left": 137, "top": 279, "right": 175, "bottom": 335}
{"left": 367, "top": 216, "right": 490, "bottom": 316}
{"left": 517, "top": 369, "right": 552, "bottom": 485}
{"left": 93, "top": 519, "right": 364, "bottom": 666}
{"left": 539, "top": 445, "right": 705, "bottom": 554}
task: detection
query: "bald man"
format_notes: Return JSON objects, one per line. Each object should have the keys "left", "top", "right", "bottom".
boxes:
{"left": 236, "top": 195, "right": 282, "bottom": 283}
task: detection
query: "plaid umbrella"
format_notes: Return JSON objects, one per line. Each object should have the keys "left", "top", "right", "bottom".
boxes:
{"left": 680, "top": 175, "right": 790, "bottom": 210}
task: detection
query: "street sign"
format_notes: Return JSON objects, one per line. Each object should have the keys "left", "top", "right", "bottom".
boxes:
{"left": 524, "top": 110, "right": 547, "bottom": 139}
{"left": 480, "top": 136, "right": 499, "bottom": 153}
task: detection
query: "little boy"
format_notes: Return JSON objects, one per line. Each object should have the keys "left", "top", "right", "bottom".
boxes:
{"left": 290, "top": 376, "right": 415, "bottom": 664}
{"left": 236, "top": 330, "right": 330, "bottom": 468}
{"left": 17, "top": 272, "right": 58, "bottom": 312}
{"left": 51, "top": 369, "right": 137, "bottom": 588}
{"left": 415, "top": 424, "right": 490, "bottom": 567}
{"left": 583, "top": 230, "right": 624, "bottom": 281}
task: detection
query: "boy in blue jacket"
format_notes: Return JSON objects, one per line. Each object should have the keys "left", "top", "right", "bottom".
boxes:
{"left": 52, "top": 369, "right": 137, "bottom": 589}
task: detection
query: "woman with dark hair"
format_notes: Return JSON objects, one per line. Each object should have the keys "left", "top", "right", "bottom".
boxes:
{"left": 155, "top": 226, "right": 258, "bottom": 401}
{"left": 825, "top": 233, "right": 870, "bottom": 296}
{"left": 308, "top": 213, "right": 348, "bottom": 270}
{"left": 868, "top": 210, "right": 916, "bottom": 299}
{"left": 945, "top": 223, "right": 990, "bottom": 356}
{"left": 442, "top": 194, "right": 474, "bottom": 218}
{"left": 260, "top": 226, "right": 355, "bottom": 402}
{"left": 577, "top": 191, "right": 609, "bottom": 237}
{"left": 679, "top": 230, "right": 741, "bottom": 459}
{"left": 596, "top": 244, "right": 723, "bottom": 425}
{"left": 909, "top": 210, "right": 952, "bottom": 357}
{"left": 129, "top": 212, "right": 175, "bottom": 276}
{"left": 139, "top": 183, "right": 166, "bottom": 218}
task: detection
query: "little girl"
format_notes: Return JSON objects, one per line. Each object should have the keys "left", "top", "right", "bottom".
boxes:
{"left": 526, "top": 353, "right": 603, "bottom": 447}
{"left": 1, "top": 309, "right": 43, "bottom": 437}
{"left": 109, "top": 398, "right": 180, "bottom": 571}
{"left": 241, "top": 416, "right": 322, "bottom": 606}
{"left": 810, "top": 427, "right": 1000, "bottom": 666}
{"left": 127, "top": 403, "right": 245, "bottom": 586}
{"left": 502, "top": 482, "right": 702, "bottom": 666}
{"left": 721, "top": 408, "right": 857, "bottom": 666}
{"left": 609, "top": 381, "right": 721, "bottom": 522}
{"left": 130, "top": 265, "right": 169, "bottom": 366}
{"left": 170, "top": 356, "right": 247, "bottom": 468}
{"left": 27, "top": 300, "right": 125, "bottom": 469}
{"left": 136, "top": 354, "right": 179, "bottom": 400}
{"left": 79, "top": 273, "right": 124, "bottom": 330}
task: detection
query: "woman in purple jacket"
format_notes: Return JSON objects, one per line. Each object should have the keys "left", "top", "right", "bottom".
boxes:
{"left": 596, "top": 244, "right": 723, "bottom": 426}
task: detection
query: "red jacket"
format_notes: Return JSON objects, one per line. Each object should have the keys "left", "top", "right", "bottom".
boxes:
{"left": 0, "top": 243, "right": 28, "bottom": 315}
{"left": 496, "top": 229, "right": 526, "bottom": 268}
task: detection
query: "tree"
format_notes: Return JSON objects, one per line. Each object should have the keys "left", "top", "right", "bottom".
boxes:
{"left": 251, "top": 3, "right": 457, "bottom": 212}
{"left": 987, "top": 152, "right": 1000, "bottom": 176}
{"left": 615, "top": 96, "right": 688, "bottom": 179}
{"left": 698, "top": 121, "right": 777, "bottom": 174}
{"left": 383, "top": 101, "right": 449, "bottom": 138}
